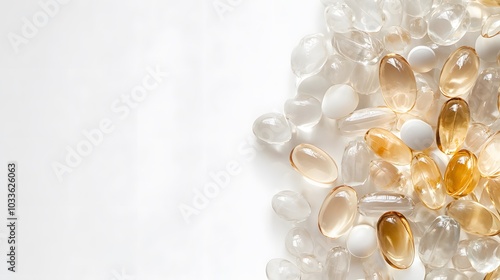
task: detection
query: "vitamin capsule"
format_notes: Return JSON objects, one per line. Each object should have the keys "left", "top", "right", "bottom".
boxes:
{"left": 322, "top": 54, "right": 354, "bottom": 84}
{"left": 284, "top": 95, "right": 322, "bottom": 128}
{"left": 338, "top": 107, "right": 397, "bottom": 134}
{"left": 341, "top": 140, "right": 372, "bottom": 186}
{"left": 358, "top": 192, "right": 414, "bottom": 217}
{"left": 362, "top": 256, "right": 391, "bottom": 280}
{"left": 324, "top": 2, "right": 353, "bottom": 34}
{"left": 439, "top": 47, "right": 480, "bottom": 97}
{"left": 377, "top": 211, "right": 415, "bottom": 269}
{"left": 290, "top": 144, "right": 338, "bottom": 184}
{"left": 479, "top": 0, "right": 500, "bottom": 6}
{"left": 379, "top": 54, "right": 417, "bottom": 113}
{"left": 389, "top": 254, "right": 426, "bottom": 280}
{"left": 401, "top": 119, "right": 434, "bottom": 151}
{"left": 482, "top": 14, "right": 500, "bottom": 38}
{"left": 425, "top": 268, "right": 468, "bottom": 280}
{"left": 411, "top": 153, "right": 447, "bottom": 209}
{"left": 478, "top": 132, "right": 500, "bottom": 178}
{"left": 324, "top": 247, "right": 350, "bottom": 280}
{"left": 291, "top": 34, "right": 328, "bottom": 77}
{"left": 322, "top": 84, "right": 359, "bottom": 119}
{"left": 349, "top": 0, "right": 384, "bottom": 32}
{"left": 351, "top": 62, "right": 380, "bottom": 95}
{"left": 469, "top": 68, "right": 500, "bottom": 125}
{"left": 334, "top": 30, "right": 384, "bottom": 65}
{"left": 436, "top": 98, "right": 471, "bottom": 155}
{"left": 418, "top": 216, "right": 460, "bottom": 268}
{"left": 467, "top": 2, "right": 486, "bottom": 32}
{"left": 266, "top": 259, "right": 301, "bottom": 280}
{"left": 408, "top": 17, "right": 427, "bottom": 39}
{"left": 463, "top": 123, "right": 492, "bottom": 155}
{"left": 271, "top": 190, "right": 311, "bottom": 222}
{"left": 452, "top": 240, "right": 474, "bottom": 272}
{"left": 446, "top": 200, "right": 500, "bottom": 235}
{"left": 485, "top": 266, "right": 500, "bottom": 280}
{"left": 428, "top": 5, "right": 471, "bottom": 46}
{"left": 444, "top": 149, "right": 480, "bottom": 197}
{"left": 404, "top": 0, "right": 432, "bottom": 17}
{"left": 365, "top": 128, "right": 412, "bottom": 165}
{"left": 485, "top": 179, "right": 500, "bottom": 214}
{"left": 285, "top": 227, "right": 314, "bottom": 257}
{"left": 346, "top": 224, "right": 377, "bottom": 258}
{"left": 408, "top": 46, "right": 437, "bottom": 73}
{"left": 467, "top": 237, "right": 500, "bottom": 273}
{"left": 297, "top": 254, "right": 323, "bottom": 273}
{"left": 253, "top": 113, "right": 292, "bottom": 144}
{"left": 318, "top": 186, "right": 357, "bottom": 238}
{"left": 383, "top": 26, "right": 411, "bottom": 52}
{"left": 369, "top": 160, "right": 406, "bottom": 190}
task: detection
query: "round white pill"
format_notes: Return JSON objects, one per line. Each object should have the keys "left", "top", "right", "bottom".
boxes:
{"left": 346, "top": 224, "right": 377, "bottom": 258}
{"left": 407, "top": 46, "right": 437, "bottom": 73}
{"left": 400, "top": 119, "right": 434, "bottom": 151}
{"left": 475, "top": 35, "right": 500, "bottom": 62}
{"left": 322, "top": 84, "right": 359, "bottom": 119}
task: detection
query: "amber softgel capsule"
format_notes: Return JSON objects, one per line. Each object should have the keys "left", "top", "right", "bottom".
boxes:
{"left": 444, "top": 149, "right": 480, "bottom": 198}
{"left": 411, "top": 153, "right": 447, "bottom": 209}
{"left": 436, "top": 98, "right": 470, "bottom": 155}
{"left": 439, "top": 46, "right": 480, "bottom": 98}
{"left": 446, "top": 200, "right": 500, "bottom": 236}
{"left": 290, "top": 143, "right": 338, "bottom": 184}
{"left": 379, "top": 53, "right": 417, "bottom": 113}
{"left": 377, "top": 211, "right": 415, "bottom": 269}
{"left": 365, "top": 128, "right": 412, "bottom": 165}
{"left": 318, "top": 186, "right": 357, "bottom": 239}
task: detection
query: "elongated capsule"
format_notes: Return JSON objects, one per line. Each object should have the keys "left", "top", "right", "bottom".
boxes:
{"left": 379, "top": 54, "right": 417, "bottom": 113}
{"left": 341, "top": 140, "right": 372, "bottom": 186}
{"left": 338, "top": 107, "right": 397, "bottom": 134}
{"left": 463, "top": 123, "right": 492, "bottom": 155}
{"left": 469, "top": 68, "right": 500, "bottom": 126}
{"left": 436, "top": 98, "right": 470, "bottom": 155}
{"left": 418, "top": 216, "right": 460, "bottom": 268}
{"left": 377, "top": 211, "right": 415, "bottom": 269}
{"left": 478, "top": 132, "right": 500, "bottom": 178}
{"left": 290, "top": 143, "right": 338, "bottom": 184}
{"left": 444, "top": 149, "right": 480, "bottom": 198}
{"left": 446, "top": 200, "right": 500, "bottom": 236}
{"left": 325, "top": 247, "right": 350, "bottom": 280}
{"left": 318, "top": 186, "right": 357, "bottom": 238}
{"left": 439, "top": 46, "right": 480, "bottom": 98}
{"left": 358, "top": 192, "right": 414, "bottom": 217}
{"left": 411, "top": 153, "right": 447, "bottom": 209}
{"left": 365, "top": 128, "right": 412, "bottom": 165}
{"left": 485, "top": 179, "right": 500, "bottom": 214}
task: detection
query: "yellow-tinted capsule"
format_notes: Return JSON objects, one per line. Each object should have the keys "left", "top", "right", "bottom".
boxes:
{"left": 479, "top": 0, "right": 500, "bottom": 6}
{"left": 411, "top": 153, "right": 447, "bottom": 209}
{"left": 446, "top": 200, "right": 500, "bottom": 236}
{"left": 485, "top": 264, "right": 500, "bottom": 280}
{"left": 377, "top": 211, "right": 415, "bottom": 269}
{"left": 379, "top": 54, "right": 417, "bottom": 113}
{"left": 436, "top": 98, "right": 470, "bottom": 155}
{"left": 444, "top": 149, "right": 480, "bottom": 198}
{"left": 318, "top": 186, "right": 357, "bottom": 238}
{"left": 439, "top": 46, "right": 480, "bottom": 98}
{"left": 365, "top": 128, "right": 412, "bottom": 165}
{"left": 478, "top": 132, "right": 500, "bottom": 178}
{"left": 485, "top": 179, "right": 500, "bottom": 214}
{"left": 290, "top": 143, "right": 338, "bottom": 184}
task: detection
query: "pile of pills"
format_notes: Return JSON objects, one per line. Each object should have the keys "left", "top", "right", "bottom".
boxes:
{"left": 253, "top": 0, "right": 500, "bottom": 279}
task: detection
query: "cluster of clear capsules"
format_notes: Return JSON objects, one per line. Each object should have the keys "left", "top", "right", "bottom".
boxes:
{"left": 253, "top": 0, "right": 500, "bottom": 279}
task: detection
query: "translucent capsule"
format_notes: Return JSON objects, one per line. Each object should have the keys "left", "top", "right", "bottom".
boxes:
{"left": 253, "top": 113, "right": 292, "bottom": 144}
{"left": 452, "top": 240, "right": 474, "bottom": 272}
{"left": 318, "top": 186, "right": 357, "bottom": 238}
{"left": 322, "top": 54, "right": 355, "bottom": 85}
{"left": 390, "top": 254, "right": 426, "bottom": 280}
{"left": 478, "top": 132, "right": 500, "bottom": 177}
{"left": 468, "top": 2, "right": 487, "bottom": 33}
{"left": 297, "top": 254, "right": 323, "bottom": 273}
{"left": 485, "top": 178, "right": 500, "bottom": 214}
{"left": 444, "top": 149, "right": 480, "bottom": 198}
{"left": 285, "top": 227, "right": 314, "bottom": 257}
{"left": 407, "top": 16, "right": 427, "bottom": 39}
{"left": 404, "top": 0, "right": 432, "bottom": 17}
{"left": 436, "top": 98, "right": 471, "bottom": 154}
{"left": 439, "top": 47, "right": 480, "bottom": 98}
{"left": 347, "top": 0, "right": 384, "bottom": 32}
{"left": 365, "top": 128, "right": 412, "bottom": 165}
{"left": 338, "top": 107, "right": 397, "bottom": 134}
{"left": 284, "top": 95, "right": 322, "bottom": 128}
{"left": 324, "top": 2, "right": 353, "bottom": 34}
{"left": 351, "top": 62, "right": 380, "bottom": 95}
{"left": 467, "top": 238, "right": 500, "bottom": 273}
{"left": 470, "top": 68, "right": 500, "bottom": 126}
{"left": 322, "top": 84, "right": 359, "bottom": 119}
{"left": 291, "top": 34, "right": 328, "bottom": 77}
{"left": 379, "top": 54, "right": 417, "bottom": 113}
{"left": 266, "top": 258, "right": 301, "bottom": 280}
{"left": 482, "top": 14, "right": 500, "bottom": 38}
{"left": 346, "top": 224, "right": 377, "bottom": 258}
{"left": 428, "top": 4, "right": 471, "bottom": 46}
{"left": 272, "top": 190, "right": 311, "bottom": 222}
{"left": 479, "top": 0, "right": 500, "bottom": 6}
{"left": 418, "top": 216, "right": 460, "bottom": 268}
{"left": 363, "top": 256, "right": 391, "bottom": 280}
{"left": 369, "top": 160, "right": 406, "bottom": 190}
{"left": 425, "top": 268, "right": 468, "bottom": 280}
{"left": 446, "top": 200, "right": 500, "bottom": 235}
{"left": 334, "top": 30, "right": 384, "bottom": 65}
{"left": 290, "top": 144, "right": 338, "bottom": 184}
{"left": 384, "top": 27, "right": 411, "bottom": 53}
{"left": 382, "top": 0, "right": 403, "bottom": 28}
{"left": 411, "top": 153, "right": 447, "bottom": 210}
{"left": 324, "top": 247, "right": 350, "bottom": 280}
{"left": 358, "top": 191, "right": 414, "bottom": 217}
{"left": 463, "top": 123, "right": 492, "bottom": 155}
{"left": 485, "top": 266, "right": 500, "bottom": 280}
{"left": 341, "top": 140, "right": 372, "bottom": 186}
{"left": 377, "top": 211, "right": 415, "bottom": 269}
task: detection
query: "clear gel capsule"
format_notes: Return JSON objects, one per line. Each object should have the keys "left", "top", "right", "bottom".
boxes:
{"left": 467, "top": 238, "right": 500, "bottom": 273}
{"left": 467, "top": 2, "right": 487, "bottom": 32}
{"left": 253, "top": 113, "right": 292, "bottom": 144}
{"left": 324, "top": 2, "right": 353, "bottom": 34}
{"left": 418, "top": 216, "right": 460, "bottom": 268}
{"left": 338, "top": 107, "right": 397, "bottom": 134}
{"left": 463, "top": 123, "right": 492, "bottom": 155}
{"left": 382, "top": 0, "right": 403, "bottom": 28}
{"left": 383, "top": 26, "right": 411, "bottom": 53}
{"left": 325, "top": 247, "right": 350, "bottom": 280}
{"left": 478, "top": 132, "right": 500, "bottom": 178}
{"left": 284, "top": 95, "right": 322, "bottom": 128}
{"left": 291, "top": 34, "right": 328, "bottom": 78}
{"left": 369, "top": 160, "right": 406, "bottom": 191}
{"left": 266, "top": 258, "right": 301, "bottom": 280}
{"left": 358, "top": 191, "right": 414, "bottom": 217}
{"left": 446, "top": 200, "right": 500, "bottom": 236}
{"left": 436, "top": 98, "right": 471, "bottom": 155}
{"left": 404, "top": 0, "right": 432, "bottom": 17}
{"left": 411, "top": 153, "right": 447, "bottom": 210}
{"left": 322, "top": 54, "right": 355, "bottom": 85}
{"left": 407, "top": 16, "right": 427, "bottom": 39}
{"left": 334, "top": 30, "right": 384, "bottom": 65}
{"left": 365, "top": 128, "right": 412, "bottom": 165}
{"left": 272, "top": 190, "right": 311, "bottom": 222}
{"left": 377, "top": 211, "right": 415, "bottom": 269}
{"left": 379, "top": 53, "right": 417, "bottom": 113}
{"left": 285, "top": 227, "right": 314, "bottom": 257}
{"left": 485, "top": 178, "right": 500, "bottom": 214}
{"left": 439, "top": 47, "right": 480, "bottom": 98}
{"left": 351, "top": 62, "right": 380, "bottom": 95}
{"left": 482, "top": 14, "right": 500, "bottom": 38}
{"left": 297, "top": 254, "right": 323, "bottom": 273}
{"left": 347, "top": 0, "right": 384, "bottom": 32}
{"left": 290, "top": 144, "right": 338, "bottom": 184}
{"left": 428, "top": 4, "right": 471, "bottom": 46}
{"left": 469, "top": 68, "right": 500, "bottom": 126}
{"left": 452, "top": 240, "right": 474, "bottom": 272}
{"left": 318, "top": 186, "right": 357, "bottom": 238}
{"left": 341, "top": 140, "right": 372, "bottom": 186}
{"left": 444, "top": 149, "right": 480, "bottom": 198}
{"left": 425, "top": 268, "right": 468, "bottom": 280}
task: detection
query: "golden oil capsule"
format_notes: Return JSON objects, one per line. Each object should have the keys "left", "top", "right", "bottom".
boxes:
{"left": 479, "top": 0, "right": 500, "bottom": 6}
{"left": 377, "top": 211, "right": 415, "bottom": 269}
{"left": 411, "top": 153, "right": 447, "bottom": 209}
{"left": 439, "top": 46, "right": 480, "bottom": 98}
{"left": 318, "top": 185, "right": 357, "bottom": 238}
{"left": 446, "top": 200, "right": 500, "bottom": 236}
{"left": 379, "top": 54, "right": 417, "bottom": 113}
{"left": 485, "top": 179, "right": 500, "bottom": 214}
{"left": 290, "top": 143, "right": 338, "bottom": 184}
{"left": 478, "top": 132, "right": 500, "bottom": 178}
{"left": 436, "top": 98, "right": 470, "bottom": 155}
{"left": 365, "top": 128, "right": 412, "bottom": 165}
{"left": 444, "top": 149, "right": 480, "bottom": 198}
{"left": 485, "top": 265, "right": 500, "bottom": 280}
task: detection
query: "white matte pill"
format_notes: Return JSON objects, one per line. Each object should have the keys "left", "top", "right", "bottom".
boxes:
{"left": 475, "top": 35, "right": 500, "bottom": 62}
{"left": 322, "top": 84, "right": 359, "bottom": 119}
{"left": 346, "top": 224, "right": 377, "bottom": 258}
{"left": 407, "top": 46, "right": 437, "bottom": 73}
{"left": 400, "top": 119, "right": 434, "bottom": 151}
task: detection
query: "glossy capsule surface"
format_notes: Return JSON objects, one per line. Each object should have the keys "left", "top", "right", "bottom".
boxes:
{"left": 411, "top": 153, "right": 447, "bottom": 209}
{"left": 338, "top": 107, "right": 397, "bottom": 134}
{"left": 418, "top": 216, "right": 460, "bottom": 268}
{"left": 436, "top": 98, "right": 470, "bottom": 155}
{"left": 485, "top": 179, "right": 500, "bottom": 214}
{"left": 439, "top": 46, "right": 480, "bottom": 98}
{"left": 369, "top": 160, "right": 404, "bottom": 190}
{"left": 290, "top": 143, "right": 338, "bottom": 184}
{"left": 358, "top": 192, "right": 414, "bottom": 217}
{"left": 379, "top": 54, "right": 417, "bottom": 113}
{"left": 318, "top": 186, "right": 357, "bottom": 238}
{"left": 377, "top": 211, "right": 415, "bottom": 269}
{"left": 365, "top": 128, "right": 412, "bottom": 165}
{"left": 444, "top": 149, "right": 480, "bottom": 198}
{"left": 446, "top": 200, "right": 500, "bottom": 236}
{"left": 478, "top": 132, "right": 500, "bottom": 178}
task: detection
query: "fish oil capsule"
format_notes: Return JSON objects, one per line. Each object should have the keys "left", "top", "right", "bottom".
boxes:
{"left": 411, "top": 153, "right": 447, "bottom": 209}
{"left": 358, "top": 192, "right": 414, "bottom": 217}
{"left": 478, "top": 132, "right": 500, "bottom": 178}
{"left": 369, "top": 160, "right": 405, "bottom": 190}
{"left": 436, "top": 98, "right": 471, "bottom": 155}
{"left": 418, "top": 216, "right": 460, "bottom": 268}
{"left": 439, "top": 47, "right": 480, "bottom": 98}
{"left": 379, "top": 54, "right": 417, "bottom": 113}
{"left": 324, "top": 247, "right": 350, "bottom": 280}
{"left": 463, "top": 123, "right": 492, "bottom": 155}
{"left": 485, "top": 179, "right": 500, "bottom": 214}
{"left": 428, "top": 5, "right": 471, "bottom": 46}
{"left": 318, "top": 186, "right": 357, "bottom": 238}
{"left": 444, "top": 149, "right": 480, "bottom": 198}
{"left": 377, "top": 211, "right": 415, "bottom": 269}
{"left": 446, "top": 200, "right": 500, "bottom": 236}
{"left": 290, "top": 144, "right": 338, "bottom": 184}
{"left": 338, "top": 107, "right": 397, "bottom": 134}
{"left": 365, "top": 128, "right": 412, "bottom": 165}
